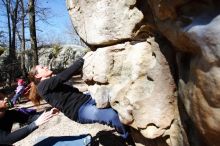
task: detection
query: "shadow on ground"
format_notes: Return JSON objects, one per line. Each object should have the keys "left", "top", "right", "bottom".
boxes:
{"left": 92, "top": 130, "right": 127, "bottom": 146}
{"left": 33, "top": 130, "right": 128, "bottom": 146}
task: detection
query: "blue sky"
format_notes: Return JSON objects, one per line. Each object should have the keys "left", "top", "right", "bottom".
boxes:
{"left": 38, "top": 0, "right": 70, "bottom": 34}
{"left": 0, "top": 0, "right": 80, "bottom": 46}
{"left": 36, "top": 0, "right": 80, "bottom": 44}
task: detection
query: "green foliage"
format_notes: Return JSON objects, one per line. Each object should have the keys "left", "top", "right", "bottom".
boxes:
{"left": 52, "top": 44, "right": 62, "bottom": 58}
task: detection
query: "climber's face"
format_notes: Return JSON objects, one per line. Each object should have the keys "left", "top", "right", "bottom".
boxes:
{"left": 35, "top": 65, "right": 53, "bottom": 79}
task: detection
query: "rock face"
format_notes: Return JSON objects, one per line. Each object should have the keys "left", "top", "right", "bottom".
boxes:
{"left": 146, "top": 1, "right": 220, "bottom": 146}
{"left": 38, "top": 44, "right": 88, "bottom": 70}
{"left": 66, "top": 0, "right": 220, "bottom": 146}
{"left": 83, "top": 39, "right": 176, "bottom": 141}
{"left": 67, "top": 0, "right": 143, "bottom": 45}
{"left": 82, "top": 39, "right": 185, "bottom": 146}
{"left": 67, "top": 0, "right": 186, "bottom": 146}
{"left": 0, "top": 50, "right": 21, "bottom": 86}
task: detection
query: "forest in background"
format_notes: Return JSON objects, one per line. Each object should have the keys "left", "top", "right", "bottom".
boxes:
{"left": 0, "top": 0, "right": 84, "bottom": 87}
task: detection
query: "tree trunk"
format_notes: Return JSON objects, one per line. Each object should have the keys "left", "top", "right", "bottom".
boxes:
{"left": 3, "top": 0, "right": 12, "bottom": 52}
{"left": 20, "top": 0, "right": 27, "bottom": 77}
{"left": 28, "top": 0, "right": 38, "bottom": 66}
{"left": 10, "top": 0, "right": 19, "bottom": 60}
{"left": 2, "top": 0, "right": 19, "bottom": 86}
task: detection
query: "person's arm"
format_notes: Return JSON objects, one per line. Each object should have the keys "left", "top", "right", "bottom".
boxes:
{"left": 24, "top": 108, "right": 59, "bottom": 124}
{"left": 16, "top": 109, "right": 42, "bottom": 125}
{"left": 0, "top": 111, "right": 53, "bottom": 145}
{"left": 56, "top": 57, "right": 84, "bottom": 82}
{"left": 9, "top": 109, "right": 36, "bottom": 124}
{"left": 0, "top": 122, "right": 38, "bottom": 145}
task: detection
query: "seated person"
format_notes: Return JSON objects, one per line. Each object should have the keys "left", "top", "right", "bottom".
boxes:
{"left": 0, "top": 93, "right": 58, "bottom": 145}
{"left": 11, "top": 79, "right": 26, "bottom": 105}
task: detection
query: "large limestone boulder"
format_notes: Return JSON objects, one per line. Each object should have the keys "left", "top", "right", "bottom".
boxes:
{"left": 66, "top": 0, "right": 143, "bottom": 45}
{"left": 177, "top": 19, "right": 220, "bottom": 145}
{"left": 83, "top": 38, "right": 183, "bottom": 146}
{"left": 66, "top": 0, "right": 220, "bottom": 145}
{"left": 146, "top": 0, "right": 220, "bottom": 145}
{"left": 67, "top": 0, "right": 187, "bottom": 145}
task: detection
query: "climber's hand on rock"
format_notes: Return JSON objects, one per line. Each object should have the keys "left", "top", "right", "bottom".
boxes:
{"left": 83, "top": 51, "right": 93, "bottom": 60}
{"left": 50, "top": 107, "right": 60, "bottom": 116}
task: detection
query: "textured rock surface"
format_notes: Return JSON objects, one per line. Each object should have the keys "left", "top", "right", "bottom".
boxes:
{"left": 67, "top": 0, "right": 186, "bottom": 146}
{"left": 82, "top": 38, "right": 183, "bottom": 146}
{"left": 146, "top": 0, "right": 220, "bottom": 145}
{"left": 66, "top": 0, "right": 220, "bottom": 146}
{"left": 83, "top": 39, "right": 175, "bottom": 131}
{"left": 67, "top": 0, "right": 143, "bottom": 45}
